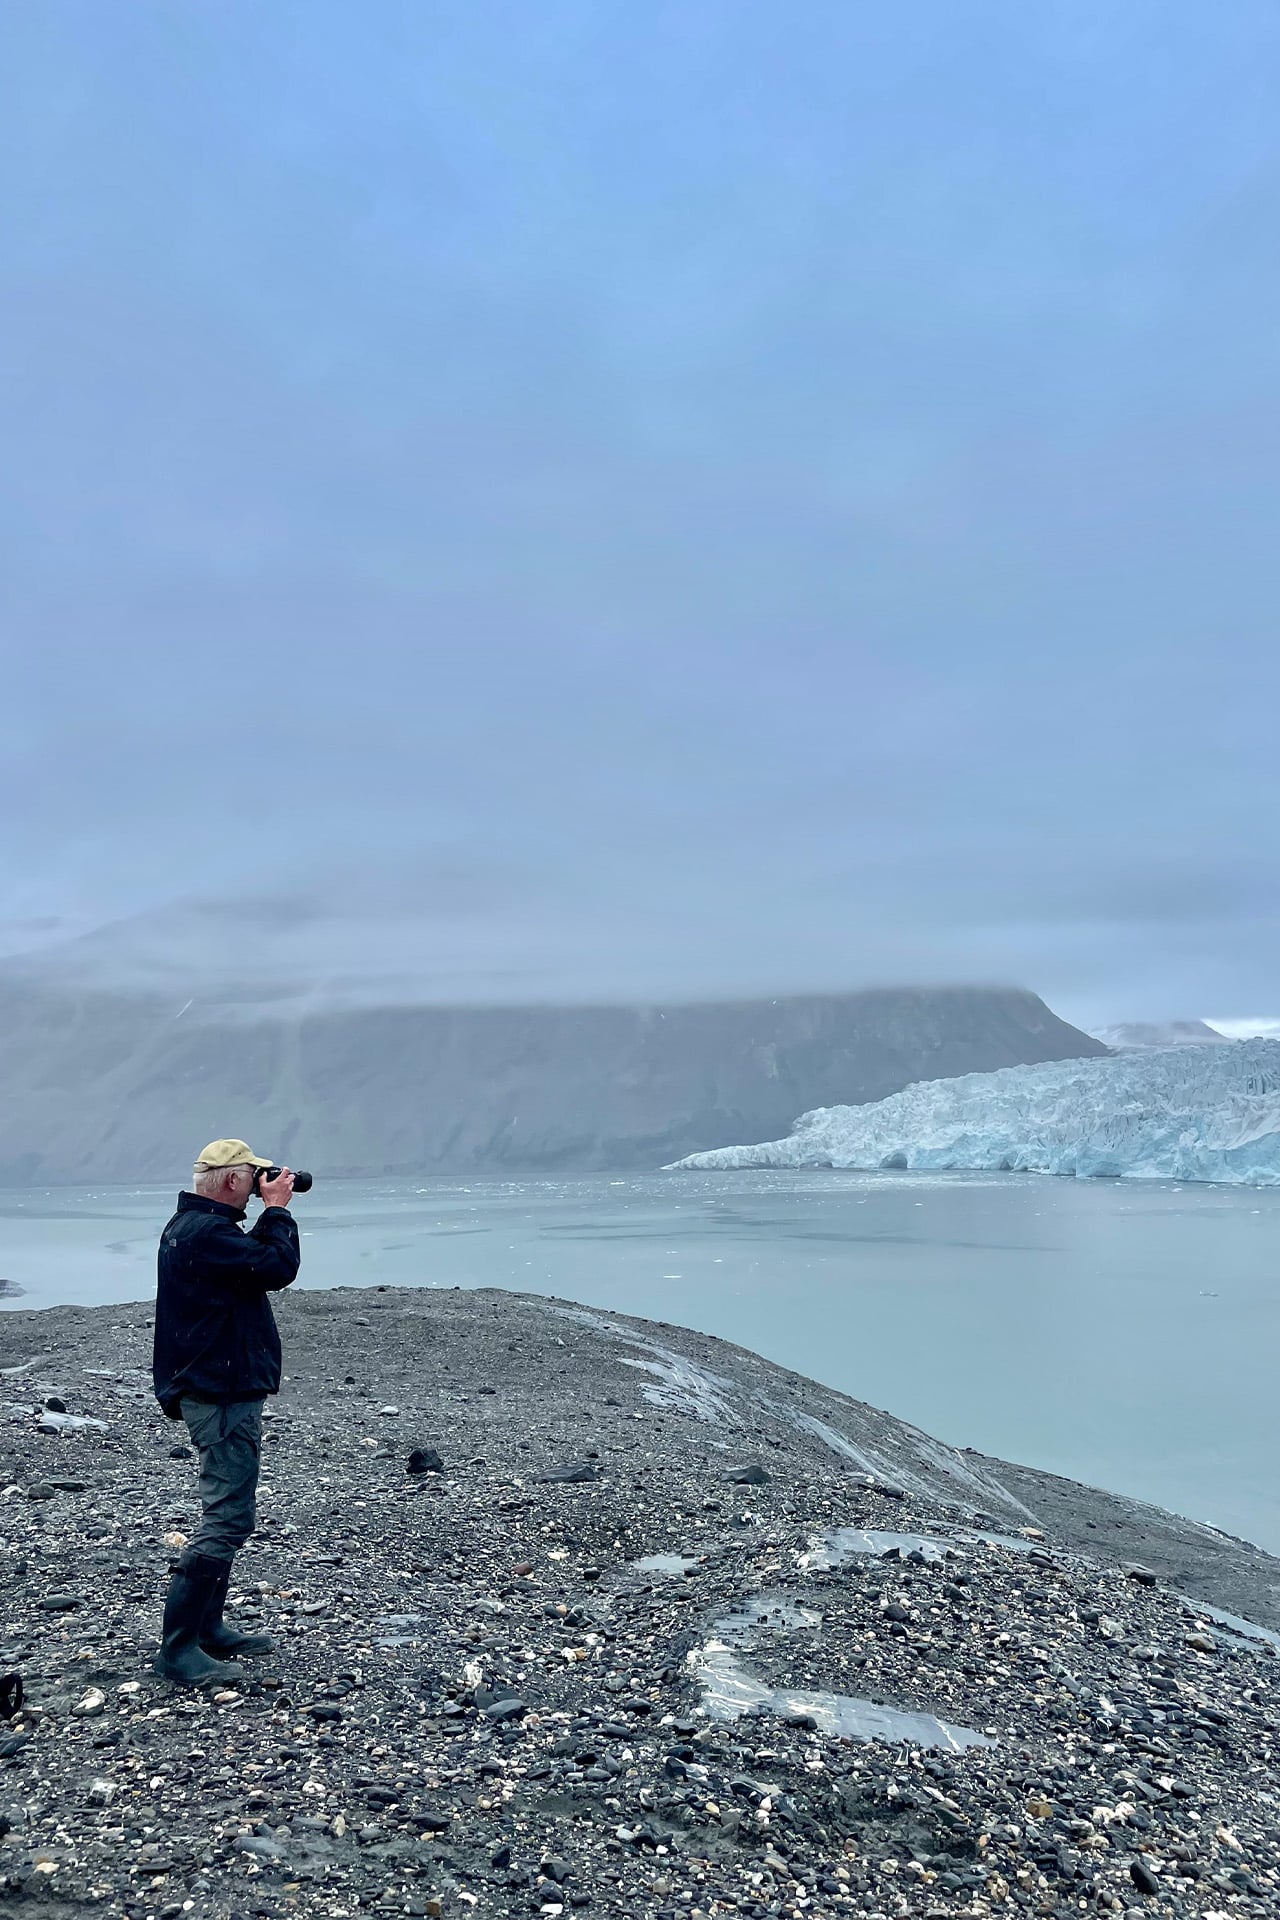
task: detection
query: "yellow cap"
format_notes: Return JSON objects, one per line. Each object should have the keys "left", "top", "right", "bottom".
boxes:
{"left": 195, "top": 1138, "right": 274, "bottom": 1170}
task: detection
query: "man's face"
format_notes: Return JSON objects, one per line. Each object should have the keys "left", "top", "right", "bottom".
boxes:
{"left": 224, "top": 1164, "right": 256, "bottom": 1208}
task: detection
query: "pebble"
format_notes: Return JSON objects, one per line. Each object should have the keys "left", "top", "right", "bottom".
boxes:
{"left": 1129, "top": 1857, "right": 1161, "bottom": 1895}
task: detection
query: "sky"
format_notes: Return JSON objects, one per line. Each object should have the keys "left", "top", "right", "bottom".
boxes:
{"left": 2, "top": 1, "right": 1279, "bottom": 1026}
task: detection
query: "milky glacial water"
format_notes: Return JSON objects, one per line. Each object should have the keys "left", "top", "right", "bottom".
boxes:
{"left": 1, "top": 1169, "right": 1277, "bottom": 1554}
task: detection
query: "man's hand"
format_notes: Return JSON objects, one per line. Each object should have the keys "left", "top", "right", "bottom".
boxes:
{"left": 259, "top": 1167, "right": 296, "bottom": 1209}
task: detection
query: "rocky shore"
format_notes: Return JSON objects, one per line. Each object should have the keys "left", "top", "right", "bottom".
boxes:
{"left": 1, "top": 1286, "right": 1277, "bottom": 1920}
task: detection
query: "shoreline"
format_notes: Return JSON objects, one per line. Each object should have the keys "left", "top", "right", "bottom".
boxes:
{"left": 4, "top": 1269, "right": 1280, "bottom": 1587}
{"left": 5, "top": 1248, "right": 1279, "bottom": 1567}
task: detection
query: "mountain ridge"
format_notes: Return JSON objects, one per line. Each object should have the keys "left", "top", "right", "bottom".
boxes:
{"left": 0, "top": 978, "right": 1105, "bottom": 1184}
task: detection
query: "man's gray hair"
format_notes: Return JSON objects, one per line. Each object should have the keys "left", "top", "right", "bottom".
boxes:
{"left": 193, "top": 1162, "right": 250, "bottom": 1197}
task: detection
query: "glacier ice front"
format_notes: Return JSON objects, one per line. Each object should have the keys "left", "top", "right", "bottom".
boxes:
{"left": 668, "top": 1039, "right": 1280, "bottom": 1186}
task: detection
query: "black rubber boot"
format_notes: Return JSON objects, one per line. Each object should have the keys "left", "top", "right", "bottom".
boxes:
{"left": 199, "top": 1559, "right": 275, "bottom": 1658}
{"left": 153, "top": 1556, "right": 246, "bottom": 1687}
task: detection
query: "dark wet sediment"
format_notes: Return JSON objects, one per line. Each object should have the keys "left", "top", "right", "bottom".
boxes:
{"left": 0, "top": 1285, "right": 1277, "bottom": 1917}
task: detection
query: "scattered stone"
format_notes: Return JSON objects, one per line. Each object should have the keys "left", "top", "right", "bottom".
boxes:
{"left": 477, "top": 1690, "right": 528, "bottom": 1722}
{"left": 1129, "top": 1858, "right": 1161, "bottom": 1896}
{"left": 726, "top": 1462, "right": 771, "bottom": 1485}
{"left": 407, "top": 1446, "right": 443, "bottom": 1474}
{"left": 233, "top": 1833, "right": 286, "bottom": 1859}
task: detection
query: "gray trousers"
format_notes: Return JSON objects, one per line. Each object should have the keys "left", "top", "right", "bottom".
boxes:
{"left": 179, "top": 1396, "right": 265, "bottom": 1564}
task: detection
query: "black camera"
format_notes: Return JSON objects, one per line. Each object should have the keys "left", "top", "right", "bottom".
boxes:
{"left": 253, "top": 1166, "right": 313, "bottom": 1195}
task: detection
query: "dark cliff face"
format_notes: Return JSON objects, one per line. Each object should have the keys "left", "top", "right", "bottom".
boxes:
{"left": 0, "top": 981, "right": 1105, "bottom": 1183}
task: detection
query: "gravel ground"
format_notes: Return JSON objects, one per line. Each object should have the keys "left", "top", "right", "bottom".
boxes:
{"left": 0, "top": 1284, "right": 1277, "bottom": 1920}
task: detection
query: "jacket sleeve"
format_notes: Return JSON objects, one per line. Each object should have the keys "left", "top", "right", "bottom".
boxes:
{"left": 200, "top": 1209, "right": 301, "bottom": 1293}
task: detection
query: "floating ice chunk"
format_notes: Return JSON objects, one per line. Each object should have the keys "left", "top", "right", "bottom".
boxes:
{"left": 668, "top": 1039, "right": 1280, "bottom": 1187}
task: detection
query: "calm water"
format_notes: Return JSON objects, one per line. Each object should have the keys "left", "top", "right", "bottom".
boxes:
{"left": 2, "top": 1169, "right": 1277, "bottom": 1554}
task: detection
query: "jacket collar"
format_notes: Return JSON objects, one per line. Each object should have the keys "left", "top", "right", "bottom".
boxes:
{"left": 176, "top": 1190, "right": 247, "bottom": 1223}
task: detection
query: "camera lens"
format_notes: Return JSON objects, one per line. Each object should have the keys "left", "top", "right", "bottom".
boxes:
{"left": 255, "top": 1166, "right": 313, "bottom": 1194}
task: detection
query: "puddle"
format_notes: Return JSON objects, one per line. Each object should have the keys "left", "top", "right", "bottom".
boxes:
{"left": 721, "top": 1594, "right": 818, "bottom": 1632}
{"left": 633, "top": 1553, "right": 704, "bottom": 1577}
{"left": 800, "top": 1525, "right": 1042, "bottom": 1572}
{"left": 1176, "top": 1598, "right": 1280, "bottom": 1653}
{"left": 691, "top": 1593, "right": 990, "bottom": 1752}
{"left": 799, "top": 1528, "right": 955, "bottom": 1570}
{"left": 373, "top": 1611, "right": 424, "bottom": 1648}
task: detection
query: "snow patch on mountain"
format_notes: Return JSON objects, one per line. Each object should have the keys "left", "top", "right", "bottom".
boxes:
{"left": 668, "top": 1040, "right": 1280, "bottom": 1186}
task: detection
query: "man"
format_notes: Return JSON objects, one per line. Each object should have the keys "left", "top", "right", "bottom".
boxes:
{"left": 151, "top": 1139, "right": 299, "bottom": 1685}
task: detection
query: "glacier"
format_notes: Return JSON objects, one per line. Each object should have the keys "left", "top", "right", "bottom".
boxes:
{"left": 668, "top": 1039, "right": 1280, "bottom": 1185}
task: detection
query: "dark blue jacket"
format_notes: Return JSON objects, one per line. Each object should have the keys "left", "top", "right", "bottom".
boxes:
{"left": 152, "top": 1192, "right": 301, "bottom": 1411}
